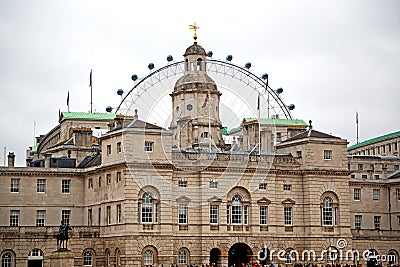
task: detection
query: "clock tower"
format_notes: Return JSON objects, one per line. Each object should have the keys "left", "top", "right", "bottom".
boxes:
{"left": 170, "top": 41, "right": 224, "bottom": 150}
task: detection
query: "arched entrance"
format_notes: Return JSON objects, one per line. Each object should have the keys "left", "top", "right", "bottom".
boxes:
{"left": 228, "top": 243, "right": 252, "bottom": 267}
{"left": 210, "top": 248, "right": 221, "bottom": 266}
{"left": 28, "top": 249, "right": 43, "bottom": 267}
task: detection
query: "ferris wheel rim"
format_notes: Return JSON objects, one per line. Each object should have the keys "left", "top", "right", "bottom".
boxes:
{"left": 115, "top": 59, "right": 293, "bottom": 120}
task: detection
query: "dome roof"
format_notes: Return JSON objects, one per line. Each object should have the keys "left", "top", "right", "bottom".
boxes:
{"left": 184, "top": 43, "right": 206, "bottom": 56}
{"left": 174, "top": 73, "right": 216, "bottom": 88}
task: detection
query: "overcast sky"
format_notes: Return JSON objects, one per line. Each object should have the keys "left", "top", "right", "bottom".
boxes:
{"left": 1, "top": 0, "right": 399, "bottom": 166}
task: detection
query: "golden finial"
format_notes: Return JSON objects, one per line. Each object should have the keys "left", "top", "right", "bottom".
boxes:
{"left": 189, "top": 23, "right": 199, "bottom": 43}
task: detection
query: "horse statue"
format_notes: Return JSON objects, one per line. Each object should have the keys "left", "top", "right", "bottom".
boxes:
{"left": 57, "top": 220, "right": 73, "bottom": 250}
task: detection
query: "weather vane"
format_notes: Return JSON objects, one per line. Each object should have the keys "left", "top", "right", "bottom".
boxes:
{"left": 189, "top": 23, "right": 199, "bottom": 43}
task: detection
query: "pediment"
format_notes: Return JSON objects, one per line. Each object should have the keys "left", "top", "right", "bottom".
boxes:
{"left": 281, "top": 198, "right": 296, "bottom": 205}
{"left": 257, "top": 197, "right": 271, "bottom": 205}
{"left": 176, "top": 196, "right": 191, "bottom": 203}
{"left": 208, "top": 196, "right": 222, "bottom": 203}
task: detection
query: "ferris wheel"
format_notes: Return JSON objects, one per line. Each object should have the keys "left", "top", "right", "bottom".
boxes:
{"left": 112, "top": 55, "right": 295, "bottom": 130}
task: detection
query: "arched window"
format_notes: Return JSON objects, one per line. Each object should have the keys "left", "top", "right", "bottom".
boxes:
{"left": 83, "top": 251, "right": 93, "bottom": 266}
{"left": 178, "top": 249, "right": 187, "bottom": 265}
{"left": 143, "top": 250, "right": 153, "bottom": 266}
{"left": 1, "top": 253, "right": 12, "bottom": 267}
{"left": 322, "top": 197, "right": 333, "bottom": 226}
{"left": 105, "top": 249, "right": 110, "bottom": 266}
{"left": 197, "top": 58, "right": 202, "bottom": 71}
{"left": 115, "top": 249, "right": 121, "bottom": 266}
{"left": 227, "top": 193, "right": 249, "bottom": 225}
{"left": 231, "top": 195, "right": 242, "bottom": 224}
{"left": 141, "top": 192, "right": 158, "bottom": 223}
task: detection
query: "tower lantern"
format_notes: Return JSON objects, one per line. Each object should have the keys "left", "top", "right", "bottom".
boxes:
{"left": 170, "top": 40, "right": 224, "bottom": 151}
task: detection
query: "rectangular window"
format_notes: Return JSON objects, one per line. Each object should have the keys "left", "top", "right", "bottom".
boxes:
{"left": 283, "top": 184, "right": 292, "bottom": 191}
{"left": 62, "top": 179, "right": 71, "bottom": 194}
{"left": 178, "top": 204, "right": 187, "bottom": 224}
{"left": 358, "top": 164, "right": 363, "bottom": 171}
{"left": 36, "top": 210, "right": 46, "bottom": 226}
{"left": 144, "top": 141, "right": 154, "bottom": 152}
{"left": 374, "top": 175, "right": 379, "bottom": 179}
{"left": 284, "top": 207, "right": 292, "bottom": 226}
{"left": 107, "top": 174, "right": 111, "bottom": 184}
{"left": 226, "top": 205, "right": 230, "bottom": 224}
{"left": 260, "top": 206, "right": 268, "bottom": 225}
{"left": 362, "top": 174, "right": 367, "bottom": 180}
{"left": 62, "top": 210, "right": 71, "bottom": 225}
{"left": 398, "top": 216, "right": 400, "bottom": 229}
{"left": 395, "top": 142, "right": 398, "bottom": 151}
{"left": 244, "top": 205, "right": 249, "bottom": 225}
{"left": 88, "top": 209, "right": 93, "bottom": 226}
{"left": 154, "top": 203, "right": 159, "bottom": 223}
{"left": 88, "top": 178, "right": 93, "bottom": 189}
{"left": 98, "top": 208, "right": 101, "bottom": 225}
{"left": 350, "top": 174, "right": 355, "bottom": 178}
{"left": 10, "top": 210, "right": 19, "bottom": 226}
{"left": 374, "top": 216, "right": 381, "bottom": 230}
{"left": 370, "top": 164, "right": 374, "bottom": 171}
{"left": 210, "top": 181, "right": 218, "bottom": 189}
{"left": 178, "top": 180, "right": 187, "bottom": 188}
{"left": 373, "top": 189, "right": 380, "bottom": 201}
{"left": 11, "top": 178, "right": 19, "bottom": 193}
{"left": 232, "top": 204, "right": 242, "bottom": 225}
{"left": 107, "top": 206, "right": 111, "bottom": 225}
{"left": 324, "top": 150, "right": 332, "bottom": 160}
{"left": 117, "top": 142, "right": 122, "bottom": 153}
{"left": 115, "top": 205, "right": 123, "bottom": 226}
{"left": 354, "top": 188, "right": 361, "bottom": 201}
{"left": 117, "top": 172, "right": 122, "bottom": 182}
{"left": 296, "top": 151, "right": 302, "bottom": 157}
{"left": 37, "top": 179, "right": 46, "bottom": 193}
{"left": 355, "top": 215, "right": 362, "bottom": 229}
{"left": 209, "top": 205, "right": 219, "bottom": 224}
{"left": 107, "top": 144, "right": 111, "bottom": 155}
{"left": 395, "top": 165, "right": 399, "bottom": 171}
{"left": 98, "top": 176, "right": 102, "bottom": 187}
{"left": 259, "top": 183, "right": 267, "bottom": 190}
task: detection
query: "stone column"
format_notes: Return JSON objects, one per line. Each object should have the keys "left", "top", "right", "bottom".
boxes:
{"left": 49, "top": 251, "right": 74, "bottom": 267}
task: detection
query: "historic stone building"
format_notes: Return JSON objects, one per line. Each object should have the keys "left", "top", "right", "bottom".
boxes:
{"left": 0, "top": 40, "right": 399, "bottom": 267}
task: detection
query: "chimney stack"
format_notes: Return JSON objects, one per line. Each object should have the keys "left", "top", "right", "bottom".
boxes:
{"left": 7, "top": 152, "right": 15, "bottom": 167}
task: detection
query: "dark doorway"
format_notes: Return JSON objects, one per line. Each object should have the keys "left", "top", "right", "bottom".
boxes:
{"left": 210, "top": 248, "right": 221, "bottom": 266}
{"left": 228, "top": 243, "right": 252, "bottom": 267}
{"left": 28, "top": 259, "right": 43, "bottom": 267}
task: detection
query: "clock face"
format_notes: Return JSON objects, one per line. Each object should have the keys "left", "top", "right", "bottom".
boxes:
{"left": 186, "top": 104, "right": 193, "bottom": 111}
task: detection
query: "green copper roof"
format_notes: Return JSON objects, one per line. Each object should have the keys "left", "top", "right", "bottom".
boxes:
{"left": 61, "top": 112, "right": 116, "bottom": 120}
{"left": 243, "top": 118, "right": 308, "bottom": 126}
{"left": 348, "top": 131, "right": 400, "bottom": 150}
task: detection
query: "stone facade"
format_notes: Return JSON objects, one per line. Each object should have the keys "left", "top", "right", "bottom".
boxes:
{"left": 0, "top": 41, "right": 399, "bottom": 267}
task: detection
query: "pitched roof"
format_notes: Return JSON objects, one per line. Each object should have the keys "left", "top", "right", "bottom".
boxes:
{"left": 348, "top": 131, "right": 400, "bottom": 150}
{"left": 243, "top": 118, "right": 307, "bottom": 127}
{"left": 282, "top": 128, "right": 341, "bottom": 142}
{"left": 61, "top": 112, "right": 116, "bottom": 121}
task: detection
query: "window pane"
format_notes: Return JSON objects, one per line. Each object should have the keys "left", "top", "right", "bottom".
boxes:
{"left": 36, "top": 210, "right": 46, "bottom": 226}
{"left": 11, "top": 179, "right": 19, "bottom": 193}
{"left": 260, "top": 206, "right": 268, "bottom": 225}
{"left": 10, "top": 210, "right": 19, "bottom": 226}
{"left": 210, "top": 205, "right": 218, "bottom": 224}
{"left": 83, "top": 252, "right": 93, "bottom": 266}
{"left": 322, "top": 197, "right": 333, "bottom": 226}
{"left": 179, "top": 204, "right": 187, "bottom": 224}
{"left": 284, "top": 207, "right": 292, "bottom": 226}
{"left": 178, "top": 250, "right": 187, "bottom": 264}
{"left": 144, "top": 250, "right": 153, "bottom": 265}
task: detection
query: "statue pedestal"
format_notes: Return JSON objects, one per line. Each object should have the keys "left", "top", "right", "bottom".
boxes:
{"left": 49, "top": 250, "right": 74, "bottom": 267}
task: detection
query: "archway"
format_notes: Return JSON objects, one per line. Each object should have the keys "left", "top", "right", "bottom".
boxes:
{"left": 210, "top": 248, "right": 221, "bottom": 266}
{"left": 28, "top": 249, "right": 43, "bottom": 267}
{"left": 228, "top": 243, "right": 252, "bottom": 267}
